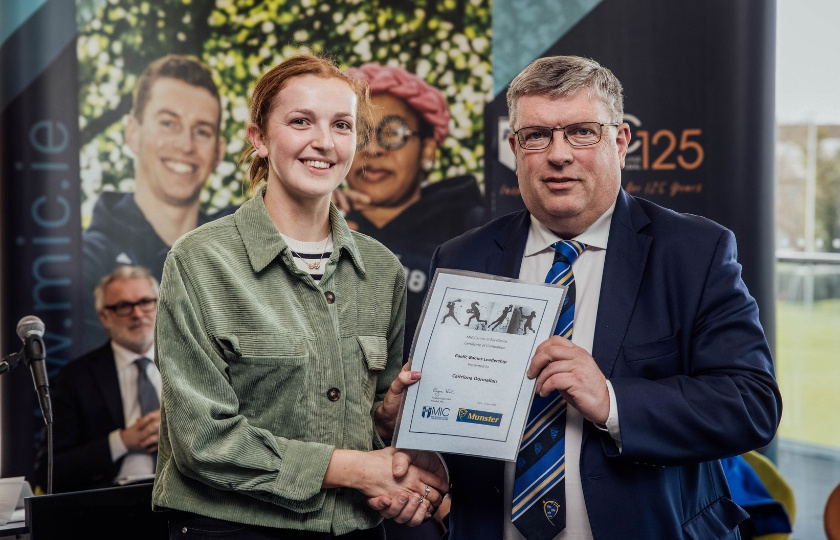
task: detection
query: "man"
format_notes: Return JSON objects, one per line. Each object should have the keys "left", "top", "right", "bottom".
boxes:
{"left": 82, "top": 54, "right": 231, "bottom": 351}
{"left": 37, "top": 266, "right": 161, "bottom": 492}
{"left": 427, "top": 56, "right": 782, "bottom": 539}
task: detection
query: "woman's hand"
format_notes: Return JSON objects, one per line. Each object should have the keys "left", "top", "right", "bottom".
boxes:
{"left": 325, "top": 447, "right": 448, "bottom": 526}
{"left": 364, "top": 448, "right": 449, "bottom": 526}
{"left": 374, "top": 363, "right": 421, "bottom": 440}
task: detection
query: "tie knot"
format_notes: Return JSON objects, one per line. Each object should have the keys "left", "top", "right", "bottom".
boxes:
{"left": 135, "top": 357, "right": 152, "bottom": 371}
{"left": 551, "top": 240, "right": 586, "bottom": 266}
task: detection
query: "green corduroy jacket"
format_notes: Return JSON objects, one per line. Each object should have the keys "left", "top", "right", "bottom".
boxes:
{"left": 151, "top": 188, "right": 406, "bottom": 535}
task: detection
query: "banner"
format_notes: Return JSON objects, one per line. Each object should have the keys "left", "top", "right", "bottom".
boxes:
{"left": 0, "top": 0, "right": 83, "bottom": 482}
{"left": 1, "top": 0, "right": 776, "bottom": 488}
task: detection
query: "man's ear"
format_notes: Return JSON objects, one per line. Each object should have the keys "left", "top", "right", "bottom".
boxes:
{"left": 508, "top": 133, "right": 519, "bottom": 172}
{"left": 125, "top": 116, "right": 140, "bottom": 154}
{"left": 98, "top": 310, "right": 109, "bottom": 329}
{"left": 508, "top": 132, "right": 518, "bottom": 155}
{"left": 616, "top": 123, "right": 631, "bottom": 169}
{"left": 214, "top": 136, "right": 226, "bottom": 169}
{"left": 246, "top": 123, "right": 269, "bottom": 158}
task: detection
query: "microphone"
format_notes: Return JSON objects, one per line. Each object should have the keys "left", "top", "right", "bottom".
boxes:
{"left": 17, "top": 315, "right": 53, "bottom": 425}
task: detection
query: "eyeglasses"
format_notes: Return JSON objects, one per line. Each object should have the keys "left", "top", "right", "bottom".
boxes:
{"left": 358, "top": 115, "right": 419, "bottom": 151}
{"left": 512, "top": 122, "right": 620, "bottom": 150}
{"left": 103, "top": 297, "right": 158, "bottom": 317}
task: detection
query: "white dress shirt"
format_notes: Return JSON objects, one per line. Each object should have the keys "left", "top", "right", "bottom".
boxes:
{"left": 503, "top": 205, "right": 621, "bottom": 540}
{"left": 106, "top": 341, "right": 161, "bottom": 480}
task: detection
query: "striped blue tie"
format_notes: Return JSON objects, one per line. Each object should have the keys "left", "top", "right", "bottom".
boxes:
{"left": 512, "top": 240, "right": 585, "bottom": 539}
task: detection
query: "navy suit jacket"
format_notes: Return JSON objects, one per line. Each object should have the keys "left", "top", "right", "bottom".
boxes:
{"left": 36, "top": 342, "right": 126, "bottom": 492}
{"left": 431, "top": 190, "right": 782, "bottom": 539}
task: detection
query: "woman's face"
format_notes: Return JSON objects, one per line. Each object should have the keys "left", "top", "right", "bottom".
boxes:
{"left": 247, "top": 74, "right": 358, "bottom": 205}
{"left": 346, "top": 94, "right": 437, "bottom": 207}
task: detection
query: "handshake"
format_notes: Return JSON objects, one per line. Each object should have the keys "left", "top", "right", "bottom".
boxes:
{"left": 365, "top": 447, "right": 448, "bottom": 527}
{"left": 341, "top": 364, "right": 450, "bottom": 526}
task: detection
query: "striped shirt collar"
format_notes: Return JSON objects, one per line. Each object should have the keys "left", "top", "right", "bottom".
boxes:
{"left": 235, "top": 186, "right": 365, "bottom": 275}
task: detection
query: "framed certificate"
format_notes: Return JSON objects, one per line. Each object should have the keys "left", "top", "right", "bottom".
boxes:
{"left": 393, "top": 269, "right": 567, "bottom": 461}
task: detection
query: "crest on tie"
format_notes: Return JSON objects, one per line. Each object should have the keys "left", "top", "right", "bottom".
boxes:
{"left": 550, "top": 426, "right": 560, "bottom": 440}
{"left": 534, "top": 442, "right": 543, "bottom": 456}
{"left": 543, "top": 499, "right": 561, "bottom": 525}
{"left": 517, "top": 457, "right": 526, "bottom": 470}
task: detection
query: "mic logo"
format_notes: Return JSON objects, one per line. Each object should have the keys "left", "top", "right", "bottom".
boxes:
{"left": 421, "top": 406, "right": 450, "bottom": 420}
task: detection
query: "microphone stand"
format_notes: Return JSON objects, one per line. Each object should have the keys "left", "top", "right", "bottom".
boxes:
{"left": 1, "top": 348, "right": 54, "bottom": 494}
{"left": 46, "top": 420, "right": 54, "bottom": 495}
{"left": 0, "top": 350, "right": 23, "bottom": 375}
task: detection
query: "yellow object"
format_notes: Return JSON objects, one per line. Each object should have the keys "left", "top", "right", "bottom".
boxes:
{"left": 741, "top": 450, "right": 796, "bottom": 540}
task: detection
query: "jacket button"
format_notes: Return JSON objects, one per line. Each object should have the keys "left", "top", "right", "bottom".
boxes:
{"left": 325, "top": 291, "right": 336, "bottom": 304}
{"left": 327, "top": 388, "right": 341, "bottom": 401}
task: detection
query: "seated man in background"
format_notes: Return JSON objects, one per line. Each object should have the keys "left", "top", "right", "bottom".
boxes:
{"left": 82, "top": 54, "right": 232, "bottom": 352}
{"left": 36, "top": 266, "right": 161, "bottom": 493}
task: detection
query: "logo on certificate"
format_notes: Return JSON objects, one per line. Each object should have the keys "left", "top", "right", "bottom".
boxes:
{"left": 456, "top": 408, "right": 502, "bottom": 426}
{"left": 421, "top": 406, "right": 450, "bottom": 420}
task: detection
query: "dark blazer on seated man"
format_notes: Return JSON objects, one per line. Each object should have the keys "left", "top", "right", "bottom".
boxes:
{"left": 37, "top": 266, "right": 161, "bottom": 493}
{"left": 421, "top": 55, "right": 783, "bottom": 540}
{"left": 42, "top": 343, "right": 129, "bottom": 492}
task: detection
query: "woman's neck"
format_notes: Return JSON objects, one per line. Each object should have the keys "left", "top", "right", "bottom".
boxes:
{"left": 263, "top": 185, "right": 331, "bottom": 241}
{"left": 361, "top": 189, "right": 421, "bottom": 229}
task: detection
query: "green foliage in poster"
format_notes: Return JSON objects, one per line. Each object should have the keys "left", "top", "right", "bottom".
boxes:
{"left": 77, "top": 0, "right": 491, "bottom": 223}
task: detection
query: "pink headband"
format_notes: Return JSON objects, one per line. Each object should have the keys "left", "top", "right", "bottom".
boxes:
{"left": 346, "top": 63, "right": 450, "bottom": 144}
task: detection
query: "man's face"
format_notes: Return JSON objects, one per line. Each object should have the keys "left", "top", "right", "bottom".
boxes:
{"left": 98, "top": 278, "right": 158, "bottom": 355}
{"left": 126, "top": 77, "right": 224, "bottom": 207}
{"left": 509, "top": 91, "right": 630, "bottom": 238}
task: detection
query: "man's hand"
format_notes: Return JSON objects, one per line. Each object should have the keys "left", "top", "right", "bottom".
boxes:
{"left": 325, "top": 447, "right": 448, "bottom": 527}
{"left": 375, "top": 364, "right": 421, "bottom": 440}
{"left": 119, "top": 409, "right": 160, "bottom": 453}
{"left": 365, "top": 449, "right": 449, "bottom": 526}
{"left": 527, "top": 336, "right": 610, "bottom": 425}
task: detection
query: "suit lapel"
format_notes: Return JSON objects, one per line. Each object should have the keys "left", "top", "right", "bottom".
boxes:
{"left": 487, "top": 210, "right": 530, "bottom": 278}
{"left": 592, "top": 190, "right": 651, "bottom": 377}
{"left": 90, "top": 343, "right": 125, "bottom": 429}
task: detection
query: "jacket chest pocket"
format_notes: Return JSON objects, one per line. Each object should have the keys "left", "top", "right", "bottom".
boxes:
{"left": 342, "top": 335, "right": 388, "bottom": 406}
{"left": 219, "top": 334, "right": 310, "bottom": 436}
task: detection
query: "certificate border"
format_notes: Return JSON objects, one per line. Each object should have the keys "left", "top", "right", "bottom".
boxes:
{"left": 394, "top": 269, "right": 567, "bottom": 460}
{"left": 406, "top": 285, "right": 551, "bottom": 445}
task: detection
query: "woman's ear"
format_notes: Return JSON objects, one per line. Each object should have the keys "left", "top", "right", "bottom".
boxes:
{"left": 421, "top": 137, "right": 437, "bottom": 172}
{"left": 247, "top": 123, "right": 269, "bottom": 158}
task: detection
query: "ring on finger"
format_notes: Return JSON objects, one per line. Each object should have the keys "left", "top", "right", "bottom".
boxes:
{"left": 419, "top": 483, "right": 430, "bottom": 504}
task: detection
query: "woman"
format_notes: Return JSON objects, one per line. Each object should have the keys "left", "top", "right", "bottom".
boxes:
{"left": 151, "top": 55, "right": 446, "bottom": 539}
{"left": 336, "top": 64, "right": 485, "bottom": 358}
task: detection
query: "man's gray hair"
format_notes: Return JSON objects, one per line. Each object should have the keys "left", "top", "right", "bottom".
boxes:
{"left": 507, "top": 56, "right": 624, "bottom": 130}
{"left": 94, "top": 265, "right": 160, "bottom": 313}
